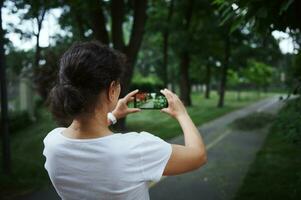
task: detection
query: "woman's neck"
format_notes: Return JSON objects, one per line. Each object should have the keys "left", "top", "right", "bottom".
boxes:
{"left": 63, "top": 112, "right": 113, "bottom": 139}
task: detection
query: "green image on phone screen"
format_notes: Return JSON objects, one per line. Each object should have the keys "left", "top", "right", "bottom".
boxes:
{"left": 134, "top": 92, "right": 168, "bottom": 109}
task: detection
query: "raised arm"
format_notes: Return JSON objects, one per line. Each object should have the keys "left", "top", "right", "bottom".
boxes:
{"left": 108, "top": 89, "right": 141, "bottom": 126}
{"left": 160, "top": 89, "right": 207, "bottom": 175}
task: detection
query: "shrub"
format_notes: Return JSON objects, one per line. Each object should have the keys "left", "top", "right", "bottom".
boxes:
{"left": 130, "top": 73, "right": 164, "bottom": 92}
{"left": 271, "top": 97, "right": 301, "bottom": 144}
{"left": 232, "top": 112, "right": 275, "bottom": 131}
{"left": 0, "top": 111, "right": 33, "bottom": 134}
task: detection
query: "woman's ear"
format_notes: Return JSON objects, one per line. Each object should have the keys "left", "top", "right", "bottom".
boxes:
{"left": 108, "top": 81, "right": 115, "bottom": 102}
{"left": 108, "top": 81, "right": 120, "bottom": 102}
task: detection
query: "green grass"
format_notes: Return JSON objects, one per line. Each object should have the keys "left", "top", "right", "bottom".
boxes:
{"left": 234, "top": 128, "right": 301, "bottom": 200}
{"left": 0, "top": 109, "right": 56, "bottom": 199}
{"left": 234, "top": 97, "right": 301, "bottom": 200}
{"left": 0, "top": 91, "right": 276, "bottom": 198}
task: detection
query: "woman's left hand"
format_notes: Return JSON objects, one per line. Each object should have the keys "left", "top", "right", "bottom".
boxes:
{"left": 112, "top": 89, "right": 141, "bottom": 119}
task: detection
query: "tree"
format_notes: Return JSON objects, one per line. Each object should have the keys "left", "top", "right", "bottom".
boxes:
{"left": 228, "top": 69, "right": 242, "bottom": 100}
{"left": 187, "top": 1, "right": 224, "bottom": 100}
{"left": 0, "top": 0, "right": 11, "bottom": 174}
{"left": 218, "top": 0, "right": 301, "bottom": 34}
{"left": 162, "top": 0, "right": 174, "bottom": 87}
{"left": 83, "top": 0, "right": 147, "bottom": 99}
{"left": 176, "top": 0, "right": 194, "bottom": 106}
{"left": 30, "top": 1, "right": 47, "bottom": 70}
{"left": 27, "top": 0, "right": 148, "bottom": 130}
{"left": 13, "top": 0, "right": 54, "bottom": 70}
{"left": 242, "top": 59, "right": 273, "bottom": 94}
{"left": 217, "top": 24, "right": 232, "bottom": 107}
{"left": 41, "top": 0, "right": 148, "bottom": 129}
{"left": 139, "top": 0, "right": 178, "bottom": 90}
{"left": 88, "top": 0, "right": 148, "bottom": 130}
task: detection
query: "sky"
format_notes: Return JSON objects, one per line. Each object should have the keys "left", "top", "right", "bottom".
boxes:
{"left": 1, "top": 6, "right": 299, "bottom": 54}
{"left": 272, "top": 30, "right": 299, "bottom": 54}
{"left": 2, "top": 6, "right": 64, "bottom": 50}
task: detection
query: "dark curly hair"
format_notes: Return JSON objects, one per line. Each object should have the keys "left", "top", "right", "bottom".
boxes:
{"left": 47, "top": 41, "right": 125, "bottom": 125}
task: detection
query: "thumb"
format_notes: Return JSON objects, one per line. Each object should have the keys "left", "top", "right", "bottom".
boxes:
{"left": 160, "top": 108, "right": 169, "bottom": 114}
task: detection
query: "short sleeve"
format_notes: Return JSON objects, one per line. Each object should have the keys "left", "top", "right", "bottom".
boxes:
{"left": 137, "top": 131, "right": 172, "bottom": 182}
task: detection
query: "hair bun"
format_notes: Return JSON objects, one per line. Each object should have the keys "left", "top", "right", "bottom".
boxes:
{"left": 48, "top": 84, "right": 85, "bottom": 119}
{"left": 48, "top": 41, "right": 124, "bottom": 124}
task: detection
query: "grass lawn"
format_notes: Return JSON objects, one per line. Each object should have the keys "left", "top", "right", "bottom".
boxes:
{"left": 0, "top": 91, "right": 276, "bottom": 198}
{"left": 234, "top": 128, "right": 301, "bottom": 200}
{"left": 234, "top": 98, "right": 301, "bottom": 200}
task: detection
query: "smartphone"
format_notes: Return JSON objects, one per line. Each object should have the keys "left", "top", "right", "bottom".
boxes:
{"left": 134, "top": 92, "right": 168, "bottom": 109}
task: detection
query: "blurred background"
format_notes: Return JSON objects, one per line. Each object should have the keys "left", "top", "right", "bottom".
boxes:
{"left": 0, "top": 0, "right": 300, "bottom": 199}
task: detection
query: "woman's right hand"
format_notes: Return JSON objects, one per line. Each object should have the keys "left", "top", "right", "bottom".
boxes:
{"left": 160, "top": 88, "right": 188, "bottom": 119}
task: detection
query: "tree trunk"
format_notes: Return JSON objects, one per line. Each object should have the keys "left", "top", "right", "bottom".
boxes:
{"left": 162, "top": 32, "right": 168, "bottom": 87}
{"left": 34, "top": 31, "right": 41, "bottom": 69}
{"left": 204, "top": 64, "right": 211, "bottom": 99}
{"left": 32, "top": 9, "right": 46, "bottom": 121}
{"left": 179, "top": 0, "right": 193, "bottom": 106}
{"left": 237, "top": 87, "right": 241, "bottom": 101}
{"left": 112, "top": 0, "right": 147, "bottom": 131}
{"left": 179, "top": 52, "right": 192, "bottom": 106}
{"left": 218, "top": 33, "right": 231, "bottom": 108}
{"left": 162, "top": 0, "right": 174, "bottom": 87}
{"left": 111, "top": 0, "right": 125, "bottom": 51}
{"left": 34, "top": 9, "right": 46, "bottom": 69}
{"left": 88, "top": 0, "right": 110, "bottom": 44}
{"left": 74, "top": 12, "right": 86, "bottom": 39}
{"left": 0, "top": 0, "right": 11, "bottom": 174}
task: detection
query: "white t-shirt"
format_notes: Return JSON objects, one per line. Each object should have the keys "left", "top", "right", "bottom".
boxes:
{"left": 43, "top": 128, "right": 172, "bottom": 200}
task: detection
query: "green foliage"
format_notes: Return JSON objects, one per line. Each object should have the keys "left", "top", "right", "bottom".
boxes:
{"left": 130, "top": 73, "right": 164, "bottom": 92}
{"left": 228, "top": 59, "right": 276, "bottom": 90}
{"left": 228, "top": 69, "right": 241, "bottom": 87}
{"left": 243, "top": 59, "right": 274, "bottom": 88}
{"left": 214, "top": 0, "right": 301, "bottom": 33}
{"left": 292, "top": 53, "right": 301, "bottom": 80}
{"left": 0, "top": 108, "right": 55, "bottom": 198}
{"left": 1, "top": 111, "right": 33, "bottom": 134}
{"left": 271, "top": 97, "right": 301, "bottom": 144}
{"left": 6, "top": 48, "right": 34, "bottom": 75}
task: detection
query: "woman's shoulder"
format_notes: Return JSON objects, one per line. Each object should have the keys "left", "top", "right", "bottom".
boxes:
{"left": 43, "top": 127, "right": 66, "bottom": 145}
{"left": 43, "top": 128, "right": 160, "bottom": 147}
{"left": 118, "top": 131, "right": 157, "bottom": 141}
{"left": 119, "top": 131, "right": 168, "bottom": 150}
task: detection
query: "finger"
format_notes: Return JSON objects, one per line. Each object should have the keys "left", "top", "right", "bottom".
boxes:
{"left": 128, "top": 96, "right": 135, "bottom": 102}
{"left": 128, "top": 108, "right": 141, "bottom": 113}
{"left": 163, "top": 89, "right": 176, "bottom": 105}
{"left": 160, "top": 108, "right": 170, "bottom": 114}
{"left": 124, "top": 89, "right": 139, "bottom": 101}
{"left": 160, "top": 89, "right": 172, "bottom": 101}
{"left": 164, "top": 88, "right": 176, "bottom": 99}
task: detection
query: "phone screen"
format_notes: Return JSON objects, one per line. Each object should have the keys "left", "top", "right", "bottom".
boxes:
{"left": 134, "top": 92, "right": 168, "bottom": 109}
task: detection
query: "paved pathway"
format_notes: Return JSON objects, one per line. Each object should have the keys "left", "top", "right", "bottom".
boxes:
{"left": 149, "top": 96, "right": 284, "bottom": 200}
{"left": 19, "top": 96, "right": 284, "bottom": 200}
